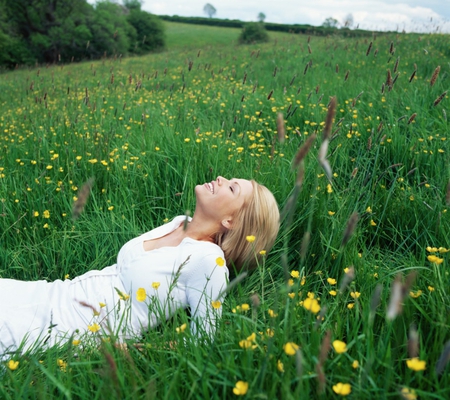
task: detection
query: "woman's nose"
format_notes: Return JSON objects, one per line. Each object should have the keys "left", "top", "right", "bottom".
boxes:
{"left": 217, "top": 176, "right": 226, "bottom": 185}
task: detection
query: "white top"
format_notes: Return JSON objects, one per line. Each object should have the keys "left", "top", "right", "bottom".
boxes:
{"left": 0, "top": 216, "right": 229, "bottom": 353}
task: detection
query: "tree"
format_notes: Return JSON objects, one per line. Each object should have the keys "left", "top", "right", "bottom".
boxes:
{"left": 3, "top": 0, "right": 95, "bottom": 63}
{"left": 322, "top": 17, "right": 339, "bottom": 28}
{"left": 257, "top": 12, "right": 266, "bottom": 23}
{"left": 238, "top": 22, "right": 269, "bottom": 45}
{"left": 343, "top": 13, "right": 354, "bottom": 28}
{"left": 87, "top": 1, "right": 134, "bottom": 58}
{"left": 127, "top": 8, "right": 165, "bottom": 54}
{"left": 203, "top": 3, "right": 216, "bottom": 18}
{"left": 123, "top": 0, "right": 143, "bottom": 11}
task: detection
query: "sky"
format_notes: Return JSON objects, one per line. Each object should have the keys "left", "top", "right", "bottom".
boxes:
{"left": 134, "top": 0, "right": 450, "bottom": 33}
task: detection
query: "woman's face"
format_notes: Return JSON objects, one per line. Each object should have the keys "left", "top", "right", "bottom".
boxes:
{"left": 195, "top": 176, "right": 253, "bottom": 227}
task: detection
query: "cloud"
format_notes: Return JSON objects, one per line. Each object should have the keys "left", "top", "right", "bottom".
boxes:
{"left": 87, "top": 0, "right": 450, "bottom": 33}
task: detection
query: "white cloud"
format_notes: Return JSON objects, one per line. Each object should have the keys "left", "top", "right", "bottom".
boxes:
{"left": 87, "top": 0, "right": 450, "bottom": 33}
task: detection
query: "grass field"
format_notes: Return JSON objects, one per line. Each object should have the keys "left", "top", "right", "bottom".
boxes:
{"left": 0, "top": 21, "right": 449, "bottom": 399}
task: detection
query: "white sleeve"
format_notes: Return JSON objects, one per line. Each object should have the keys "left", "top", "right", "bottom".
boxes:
{"left": 184, "top": 252, "right": 229, "bottom": 338}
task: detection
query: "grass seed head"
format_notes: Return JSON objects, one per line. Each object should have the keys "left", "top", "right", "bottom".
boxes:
{"left": 293, "top": 134, "right": 316, "bottom": 168}
{"left": 72, "top": 177, "right": 95, "bottom": 220}
{"left": 323, "top": 96, "right": 336, "bottom": 140}
{"left": 277, "top": 113, "right": 285, "bottom": 143}
{"left": 433, "top": 91, "right": 447, "bottom": 107}
{"left": 446, "top": 181, "right": 450, "bottom": 205}
{"left": 436, "top": 340, "right": 450, "bottom": 375}
{"left": 408, "top": 325, "right": 419, "bottom": 358}
{"left": 430, "top": 66, "right": 440, "bottom": 86}
{"left": 341, "top": 212, "right": 359, "bottom": 247}
{"left": 407, "top": 113, "right": 417, "bottom": 124}
{"left": 366, "top": 41, "right": 373, "bottom": 56}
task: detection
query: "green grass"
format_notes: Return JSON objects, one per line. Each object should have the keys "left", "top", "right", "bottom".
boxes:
{"left": 0, "top": 21, "right": 449, "bottom": 398}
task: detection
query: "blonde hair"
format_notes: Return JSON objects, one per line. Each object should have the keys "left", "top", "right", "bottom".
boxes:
{"left": 215, "top": 180, "right": 280, "bottom": 271}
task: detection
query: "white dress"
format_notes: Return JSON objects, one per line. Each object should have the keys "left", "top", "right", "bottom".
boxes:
{"left": 0, "top": 216, "right": 229, "bottom": 354}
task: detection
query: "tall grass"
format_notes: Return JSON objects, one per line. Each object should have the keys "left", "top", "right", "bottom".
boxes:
{"left": 0, "top": 23, "right": 449, "bottom": 398}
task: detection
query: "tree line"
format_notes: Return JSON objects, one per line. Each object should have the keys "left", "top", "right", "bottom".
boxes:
{"left": 0, "top": 0, "right": 165, "bottom": 68}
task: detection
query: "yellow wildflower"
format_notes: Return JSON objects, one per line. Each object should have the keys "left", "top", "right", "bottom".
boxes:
{"left": 327, "top": 278, "right": 337, "bottom": 285}
{"left": 268, "top": 309, "right": 278, "bottom": 318}
{"left": 303, "top": 297, "right": 320, "bottom": 314}
{"left": 240, "top": 303, "right": 250, "bottom": 311}
{"left": 215, "top": 257, "right": 225, "bottom": 266}
{"left": 347, "top": 303, "right": 355, "bottom": 309}
{"left": 352, "top": 360, "right": 359, "bottom": 369}
{"left": 406, "top": 358, "right": 426, "bottom": 371}
{"left": 329, "top": 290, "right": 337, "bottom": 296}
{"left": 290, "top": 270, "right": 300, "bottom": 278}
{"left": 259, "top": 250, "right": 266, "bottom": 255}
{"left": 332, "top": 382, "right": 352, "bottom": 396}
{"left": 88, "top": 323, "right": 100, "bottom": 333}
{"left": 176, "top": 323, "right": 187, "bottom": 334}
{"left": 277, "top": 359, "right": 284, "bottom": 373}
{"left": 136, "top": 288, "right": 146, "bottom": 302}
{"left": 72, "top": 340, "right": 80, "bottom": 346}
{"left": 43, "top": 210, "right": 50, "bottom": 218}
{"left": 233, "top": 381, "right": 248, "bottom": 396}
{"left": 332, "top": 340, "right": 347, "bottom": 354}
{"left": 211, "top": 300, "right": 221, "bottom": 309}
{"left": 409, "top": 290, "right": 422, "bottom": 298}
{"left": 151, "top": 282, "right": 161, "bottom": 289}
{"left": 400, "top": 387, "right": 417, "bottom": 400}
{"left": 350, "top": 291, "right": 360, "bottom": 299}
{"left": 57, "top": 359, "right": 67, "bottom": 372}
{"left": 246, "top": 235, "right": 256, "bottom": 243}
{"left": 284, "top": 342, "right": 299, "bottom": 356}
{"left": 427, "top": 255, "right": 444, "bottom": 264}
{"left": 328, "top": 211, "right": 336, "bottom": 216}
{"left": 7, "top": 360, "right": 19, "bottom": 371}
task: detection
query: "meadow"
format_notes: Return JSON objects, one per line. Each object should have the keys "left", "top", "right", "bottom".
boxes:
{"left": 0, "top": 21, "right": 449, "bottom": 398}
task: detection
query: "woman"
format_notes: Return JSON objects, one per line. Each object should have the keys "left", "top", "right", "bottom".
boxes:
{"left": 0, "top": 177, "right": 279, "bottom": 355}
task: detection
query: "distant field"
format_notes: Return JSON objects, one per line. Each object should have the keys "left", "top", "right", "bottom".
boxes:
{"left": 0, "top": 21, "right": 449, "bottom": 399}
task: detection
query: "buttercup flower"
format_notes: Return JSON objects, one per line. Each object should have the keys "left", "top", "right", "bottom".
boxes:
{"left": 211, "top": 300, "right": 221, "bottom": 309}
{"left": 7, "top": 360, "right": 19, "bottom": 371}
{"left": 327, "top": 278, "right": 337, "bottom": 285}
{"left": 57, "top": 359, "right": 67, "bottom": 372}
{"left": 302, "top": 297, "right": 320, "bottom": 314}
{"left": 233, "top": 381, "right": 248, "bottom": 396}
{"left": 352, "top": 360, "right": 359, "bottom": 369}
{"left": 332, "top": 382, "right": 351, "bottom": 396}
{"left": 427, "top": 255, "right": 444, "bottom": 264}
{"left": 406, "top": 357, "right": 426, "bottom": 371}
{"left": 246, "top": 235, "right": 256, "bottom": 243}
{"left": 333, "top": 340, "right": 347, "bottom": 354}
{"left": 284, "top": 342, "right": 299, "bottom": 356}
{"left": 290, "top": 270, "right": 300, "bottom": 278}
{"left": 216, "top": 257, "right": 225, "bottom": 266}
{"left": 136, "top": 288, "right": 146, "bottom": 302}
{"left": 350, "top": 291, "right": 360, "bottom": 299}
{"left": 88, "top": 323, "right": 100, "bottom": 333}
{"left": 401, "top": 387, "right": 417, "bottom": 400}
{"left": 176, "top": 323, "right": 187, "bottom": 334}
{"left": 152, "top": 282, "right": 161, "bottom": 290}
{"left": 277, "top": 359, "right": 284, "bottom": 373}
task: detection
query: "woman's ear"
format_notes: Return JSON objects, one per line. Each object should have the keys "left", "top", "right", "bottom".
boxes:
{"left": 221, "top": 217, "right": 233, "bottom": 230}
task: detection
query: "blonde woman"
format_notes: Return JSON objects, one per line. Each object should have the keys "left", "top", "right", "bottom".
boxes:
{"left": 0, "top": 177, "right": 279, "bottom": 354}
